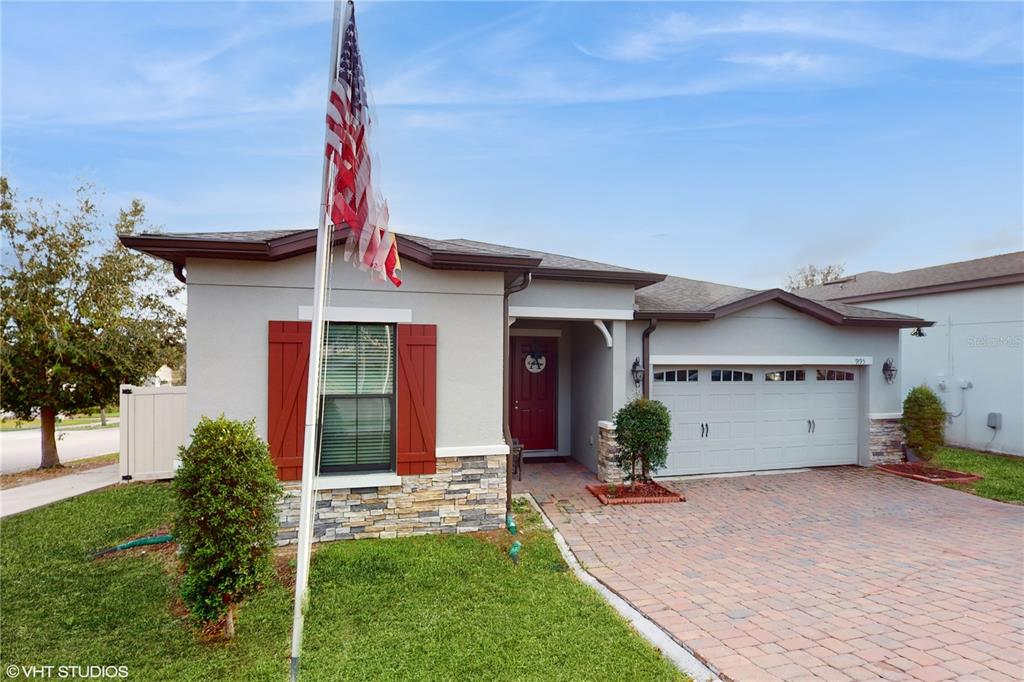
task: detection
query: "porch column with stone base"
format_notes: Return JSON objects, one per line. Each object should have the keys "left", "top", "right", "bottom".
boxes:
{"left": 596, "top": 420, "right": 627, "bottom": 484}
{"left": 869, "top": 417, "right": 906, "bottom": 465}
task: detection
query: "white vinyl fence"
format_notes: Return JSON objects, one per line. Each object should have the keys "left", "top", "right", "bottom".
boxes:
{"left": 119, "top": 384, "right": 187, "bottom": 481}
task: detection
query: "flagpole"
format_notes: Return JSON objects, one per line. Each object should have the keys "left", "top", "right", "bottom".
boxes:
{"left": 290, "top": 1, "right": 345, "bottom": 680}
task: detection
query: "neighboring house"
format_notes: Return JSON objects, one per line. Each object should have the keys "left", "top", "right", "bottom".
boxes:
{"left": 143, "top": 364, "right": 175, "bottom": 386}
{"left": 803, "top": 252, "right": 1024, "bottom": 457}
{"left": 121, "top": 229, "right": 928, "bottom": 543}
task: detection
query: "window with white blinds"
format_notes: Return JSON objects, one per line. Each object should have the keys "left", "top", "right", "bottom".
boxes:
{"left": 317, "top": 323, "right": 395, "bottom": 474}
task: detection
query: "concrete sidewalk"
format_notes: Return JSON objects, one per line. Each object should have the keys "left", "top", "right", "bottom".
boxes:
{"left": 1, "top": 465, "right": 120, "bottom": 518}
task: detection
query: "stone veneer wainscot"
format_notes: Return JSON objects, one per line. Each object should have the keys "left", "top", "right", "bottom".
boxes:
{"left": 869, "top": 417, "right": 906, "bottom": 465}
{"left": 596, "top": 420, "right": 627, "bottom": 484}
{"left": 276, "top": 455, "right": 506, "bottom": 545}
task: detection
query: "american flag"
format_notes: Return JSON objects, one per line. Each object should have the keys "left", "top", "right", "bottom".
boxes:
{"left": 324, "top": 0, "right": 401, "bottom": 287}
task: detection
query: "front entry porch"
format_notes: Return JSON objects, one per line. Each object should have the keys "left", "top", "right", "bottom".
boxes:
{"left": 508, "top": 318, "right": 632, "bottom": 473}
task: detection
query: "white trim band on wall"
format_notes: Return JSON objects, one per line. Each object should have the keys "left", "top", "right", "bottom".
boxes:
{"left": 650, "top": 355, "right": 875, "bottom": 367}
{"left": 315, "top": 472, "right": 403, "bottom": 490}
{"left": 436, "top": 444, "right": 510, "bottom": 458}
{"left": 298, "top": 306, "right": 413, "bottom": 323}
{"left": 508, "top": 306, "right": 635, "bottom": 321}
{"left": 869, "top": 412, "right": 903, "bottom": 420}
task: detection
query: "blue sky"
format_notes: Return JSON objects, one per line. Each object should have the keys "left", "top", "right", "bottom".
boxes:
{"left": 2, "top": 1, "right": 1021, "bottom": 288}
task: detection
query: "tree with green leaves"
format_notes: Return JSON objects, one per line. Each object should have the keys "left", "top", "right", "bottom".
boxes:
{"left": 173, "top": 416, "right": 281, "bottom": 637}
{"left": 901, "top": 384, "right": 947, "bottom": 460}
{"left": 613, "top": 398, "right": 672, "bottom": 484}
{"left": 0, "top": 178, "right": 184, "bottom": 468}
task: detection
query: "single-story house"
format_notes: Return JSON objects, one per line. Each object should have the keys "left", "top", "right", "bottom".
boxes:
{"left": 122, "top": 228, "right": 930, "bottom": 543}
{"left": 802, "top": 251, "right": 1024, "bottom": 457}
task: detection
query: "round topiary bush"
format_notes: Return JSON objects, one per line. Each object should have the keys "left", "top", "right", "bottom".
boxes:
{"left": 901, "top": 385, "right": 946, "bottom": 461}
{"left": 613, "top": 398, "right": 672, "bottom": 484}
{"left": 173, "top": 415, "right": 282, "bottom": 637}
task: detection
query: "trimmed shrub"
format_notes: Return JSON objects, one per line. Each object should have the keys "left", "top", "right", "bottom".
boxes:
{"left": 613, "top": 398, "right": 672, "bottom": 483}
{"left": 173, "top": 415, "right": 282, "bottom": 637}
{"left": 901, "top": 385, "right": 946, "bottom": 460}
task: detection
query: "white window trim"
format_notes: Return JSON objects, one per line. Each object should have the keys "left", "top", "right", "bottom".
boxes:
{"left": 651, "top": 355, "right": 873, "bottom": 366}
{"left": 508, "top": 306, "right": 634, "bottom": 321}
{"left": 315, "top": 472, "right": 403, "bottom": 490}
{"left": 298, "top": 306, "right": 412, "bottom": 323}
{"left": 436, "top": 444, "right": 510, "bottom": 458}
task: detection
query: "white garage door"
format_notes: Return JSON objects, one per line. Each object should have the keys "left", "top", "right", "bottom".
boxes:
{"left": 652, "top": 366, "right": 860, "bottom": 476}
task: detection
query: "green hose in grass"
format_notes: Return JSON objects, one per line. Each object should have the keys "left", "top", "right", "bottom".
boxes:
{"left": 91, "top": 534, "right": 174, "bottom": 559}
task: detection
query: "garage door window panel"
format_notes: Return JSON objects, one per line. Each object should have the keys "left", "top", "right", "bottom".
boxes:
{"left": 711, "top": 369, "right": 753, "bottom": 382}
{"left": 654, "top": 369, "right": 698, "bottom": 383}
{"left": 817, "top": 369, "right": 855, "bottom": 382}
{"left": 766, "top": 369, "right": 806, "bottom": 382}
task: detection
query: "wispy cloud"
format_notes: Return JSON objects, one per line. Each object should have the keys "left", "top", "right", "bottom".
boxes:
{"left": 587, "top": 5, "right": 1022, "bottom": 64}
{"left": 2, "top": 2, "right": 331, "bottom": 129}
{"left": 721, "top": 51, "right": 831, "bottom": 74}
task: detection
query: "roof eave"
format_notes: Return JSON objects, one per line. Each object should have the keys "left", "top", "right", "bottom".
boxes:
{"left": 633, "top": 311, "right": 715, "bottom": 321}
{"left": 633, "top": 288, "right": 933, "bottom": 327}
{"left": 822, "top": 272, "right": 1024, "bottom": 303}
{"left": 839, "top": 317, "right": 935, "bottom": 329}
{"left": 534, "top": 268, "right": 667, "bottom": 289}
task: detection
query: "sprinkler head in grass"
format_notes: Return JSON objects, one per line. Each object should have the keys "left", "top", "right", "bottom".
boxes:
{"left": 508, "top": 540, "right": 522, "bottom": 565}
{"left": 505, "top": 513, "right": 518, "bottom": 535}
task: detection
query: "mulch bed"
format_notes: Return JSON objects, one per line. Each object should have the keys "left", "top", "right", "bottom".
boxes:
{"left": 876, "top": 462, "right": 982, "bottom": 485}
{"left": 586, "top": 482, "right": 684, "bottom": 505}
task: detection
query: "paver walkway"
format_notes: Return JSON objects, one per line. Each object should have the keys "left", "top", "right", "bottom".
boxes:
{"left": 515, "top": 461, "right": 1024, "bottom": 682}
{"left": 0, "top": 464, "right": 119, "bottom": 517}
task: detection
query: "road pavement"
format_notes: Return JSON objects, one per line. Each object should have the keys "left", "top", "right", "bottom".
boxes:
{"left": 0, "top": 426, "right": 120, "bottom": 474}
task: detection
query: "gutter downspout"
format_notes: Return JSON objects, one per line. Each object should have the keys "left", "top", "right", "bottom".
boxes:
{"left": 641, "top": 318, "right": 658, "bottom": 398}
{"left": 503, "top": 272, "right": 531, "bottom": 514}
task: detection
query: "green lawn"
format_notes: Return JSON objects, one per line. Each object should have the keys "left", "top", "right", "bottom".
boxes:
{"left": 0, "top": 485, "right": 684, "bottom": 681}
{"left": 933, "top": 447, "right": 1024, "bottom": 504}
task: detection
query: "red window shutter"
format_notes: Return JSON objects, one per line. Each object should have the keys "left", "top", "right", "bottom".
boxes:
{"left": 396, "top": 324, "right": 437, "bottom": 475}
{"left": 267, "top": 321, "right": 312, "bottom": 481}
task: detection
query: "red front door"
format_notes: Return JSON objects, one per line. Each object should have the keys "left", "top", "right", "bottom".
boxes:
{"left": 510, "top": 336, "right": 557, "bottom": 451}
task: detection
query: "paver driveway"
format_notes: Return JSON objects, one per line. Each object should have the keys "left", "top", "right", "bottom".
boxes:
{"left": 515, "top": 462, "right": 1024, "bottom": 682}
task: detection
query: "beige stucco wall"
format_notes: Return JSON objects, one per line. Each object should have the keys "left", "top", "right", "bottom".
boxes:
{"left": 508, "top": 279, "right": 635, "bottom": 314}
{"left": 855, "top": 284, "right": 1023, "bottom": 456}
{"left": 625, "top": 301, "right": 903, "bottom": 415}
{"left": 184, "top": 255, "right": 506, "bottom": 450}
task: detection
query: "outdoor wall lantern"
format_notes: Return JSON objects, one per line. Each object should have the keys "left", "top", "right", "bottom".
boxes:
{"left": 910, "top": 327, "right": 927, "bottom": 337}
{"left": 631, "top": 357, "right": 645, "bottom": 388}
{"left": 882, "top": 357, "right": 898, "bottom": 384}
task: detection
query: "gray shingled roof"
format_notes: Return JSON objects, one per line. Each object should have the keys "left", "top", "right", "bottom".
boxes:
{"left": 635, "top": 276, "right": 753, "bottom": 312}
{"left": 801, "top": 251, "right": 1024, "bottom": 301}
{"left": 635, "top": 276, "right": 921, "bottom": 321}
{"left": 131, "top": 228, "right": 922, "bottom": 323}
{"left": 140, "top": 229, "right": 311, "bottom": 242}
{"left": 442, "top": 239, "right": 657, "bottom": 275}
{"left": 816, "top": 300, "right": 921, "bottom": 321}
{"left": 141, "top": 229, "right": 662, "bottom": 278}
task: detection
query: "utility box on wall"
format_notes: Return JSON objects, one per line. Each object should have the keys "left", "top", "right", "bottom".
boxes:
{"left": 987, "top": 412, "right": 1002, "bottom": 430}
